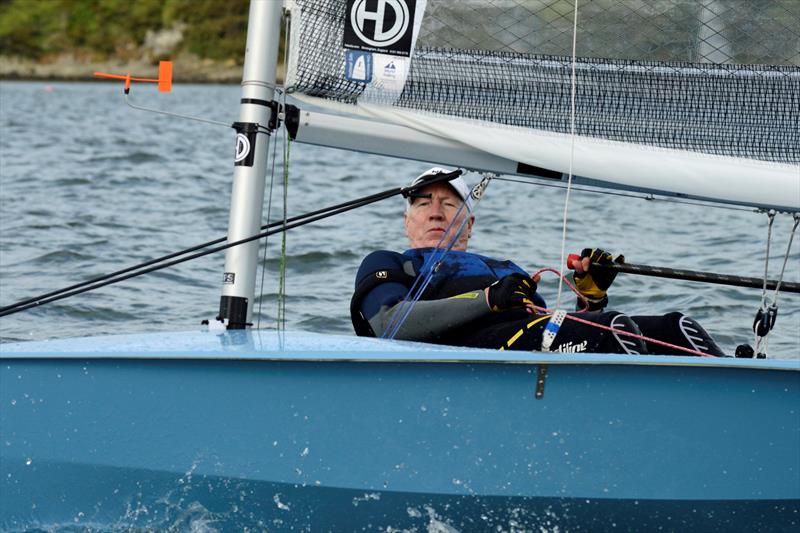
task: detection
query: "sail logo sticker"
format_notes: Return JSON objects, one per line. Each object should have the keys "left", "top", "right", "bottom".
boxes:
{"left": 234, "top": 133, "right": 250, "bottom": 163}
{"left": 345, "top": 50, "right": 373, "bottom": 82}
{"left": 223, "top": 272, "right": 235, "bottom": 284}
{"left": 344, "top": 0, "right": 417, "bottom": 57}
{"left": 382, "top": 61, "right": 397, "bottom": 79}
{"left": 373, "top": 54, "right": 407, "bottom": 90}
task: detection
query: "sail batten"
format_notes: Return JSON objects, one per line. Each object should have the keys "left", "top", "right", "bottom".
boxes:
{"left": 284, "top": 0, "right": 800, "bottom": 210}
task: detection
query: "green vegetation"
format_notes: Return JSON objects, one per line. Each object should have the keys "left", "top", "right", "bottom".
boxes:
{"left": 0, "top": 0, "right": 249, "bottom": 63}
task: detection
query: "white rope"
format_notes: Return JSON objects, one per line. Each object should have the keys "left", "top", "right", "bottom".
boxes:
{"left": 554, "top": 0, "right": 580, "bottom": 310}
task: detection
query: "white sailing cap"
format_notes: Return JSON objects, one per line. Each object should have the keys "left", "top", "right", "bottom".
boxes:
{"left": 407, "top": 167, "right": 472, "bottom": 210}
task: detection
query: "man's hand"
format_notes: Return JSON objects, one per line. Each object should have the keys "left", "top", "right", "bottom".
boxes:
{"left": 571, "top": 248, "right": 624, "bottom": 310}
{"left": 485, "top": 273, "right": 538, "bottom": 312}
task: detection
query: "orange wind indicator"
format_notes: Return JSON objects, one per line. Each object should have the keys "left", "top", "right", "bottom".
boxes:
{"left": 94, "top": 61, "right": 173, "bottom": 93}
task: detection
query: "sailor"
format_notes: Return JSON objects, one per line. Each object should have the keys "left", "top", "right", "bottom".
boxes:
{"left": 351, "top": 167, "right": 724, "bottom": 356}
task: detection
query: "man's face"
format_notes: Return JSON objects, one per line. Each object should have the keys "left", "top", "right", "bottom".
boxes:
{"left": 404, "top": 182, "right": 474, "bottom": 251}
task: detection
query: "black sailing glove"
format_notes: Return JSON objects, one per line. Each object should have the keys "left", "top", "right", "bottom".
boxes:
{"left": 572, "top": 248, "right": 624, "bottom": 311}
{"left": 487, "top": 273, "right": 538, "bottom": 312}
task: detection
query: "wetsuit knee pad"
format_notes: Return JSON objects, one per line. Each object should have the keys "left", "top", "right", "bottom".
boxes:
{"left": 606, "top": 312, "right": 648, "bottom": 355}
{"left": 549, "top": 311, "right": 646, "bottom": 355}
{"left": 632, "top": 312, "right": 724, "bottom": 356}
{"left": 672, "top": 313, "right": 724, "bottom": 356}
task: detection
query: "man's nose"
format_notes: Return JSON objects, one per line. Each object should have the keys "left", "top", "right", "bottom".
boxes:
{"left": 428, "top": 201, "right": 445, "bottom": 219}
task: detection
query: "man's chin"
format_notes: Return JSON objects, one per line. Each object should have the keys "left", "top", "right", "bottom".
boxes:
{"left": 411, "top": 236, "right": 466, "bottom": 249}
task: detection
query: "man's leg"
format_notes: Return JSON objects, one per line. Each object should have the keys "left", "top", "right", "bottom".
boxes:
{"left": 459, "top": 311, "right": 647, "bottom": 354}
{"left": 549, "top": 311, "right": 647, "bottom": 354}
{"left": 631, "top": 312, "right": 725, "bottom": 356}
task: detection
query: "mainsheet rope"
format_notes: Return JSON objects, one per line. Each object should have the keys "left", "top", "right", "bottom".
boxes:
{"left": 553, "top": 0, "right": 580, "bottom": 312}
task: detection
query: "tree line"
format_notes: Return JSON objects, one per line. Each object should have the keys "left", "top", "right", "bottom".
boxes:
{"left": 0, "top": 0, "right": 250, "bottom": 63}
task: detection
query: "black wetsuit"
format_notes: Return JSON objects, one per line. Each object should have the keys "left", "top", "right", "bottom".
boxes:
{"left": 351, "top": 248, "right": 724, "bottom": 356}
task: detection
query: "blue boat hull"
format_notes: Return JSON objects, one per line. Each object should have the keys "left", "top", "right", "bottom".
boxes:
{"left": 1, "top": 331, "right": 798, "bottom": 530}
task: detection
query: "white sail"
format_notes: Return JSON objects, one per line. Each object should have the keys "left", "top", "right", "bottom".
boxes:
{"left": 283, "top": 0, "right": 800, "bottom": 211}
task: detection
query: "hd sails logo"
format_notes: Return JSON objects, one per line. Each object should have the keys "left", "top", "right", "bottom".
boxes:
{"left": 344, "top": 0, "right": 417, "bottom": 57}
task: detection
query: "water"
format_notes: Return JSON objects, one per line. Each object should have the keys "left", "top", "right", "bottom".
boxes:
{"left": 1, "top": 81, "right": 798, "bottom": 358}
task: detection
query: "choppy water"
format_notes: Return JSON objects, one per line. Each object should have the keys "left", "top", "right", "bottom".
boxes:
{"left": 1, "top": 81, "right": 798, "bottom": 358}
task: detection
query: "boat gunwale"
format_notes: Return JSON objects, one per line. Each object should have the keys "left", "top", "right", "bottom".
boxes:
{"left": 1, "top": 330, "right": 797, "bottom": 370}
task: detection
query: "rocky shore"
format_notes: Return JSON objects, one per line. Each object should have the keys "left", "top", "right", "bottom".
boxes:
{"left": 0, "top": 54, "right": 284, "bottom": 84}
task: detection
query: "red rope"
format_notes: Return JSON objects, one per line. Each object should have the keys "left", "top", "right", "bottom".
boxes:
{"left": 530, "top": 267, "right": 716, "bottom": 358}
{"left": 562, "top": 313, "right": 714, "bottom": 357}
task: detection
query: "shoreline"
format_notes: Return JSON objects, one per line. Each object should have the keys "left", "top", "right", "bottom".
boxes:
{"left": 0, "top": 55, "right": 284, "bottom": 84}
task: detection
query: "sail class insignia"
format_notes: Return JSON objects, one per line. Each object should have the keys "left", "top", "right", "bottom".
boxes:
{"left": 344, "top": 0, "right": 417, "bottom": 56}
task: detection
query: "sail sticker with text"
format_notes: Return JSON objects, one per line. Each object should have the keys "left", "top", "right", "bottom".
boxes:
{"left": 345, "top": 50, "right": 373, "bottom": 82}
{"left": 344, "top": 0, "right": 417, "bottom": 57}
{"left": 373, "top": 54, "right": 407, "bottom": 90}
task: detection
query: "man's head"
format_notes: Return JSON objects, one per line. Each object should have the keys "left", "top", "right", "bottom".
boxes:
{"left": 404, "top": 167, "right": 475, "bottom": 251}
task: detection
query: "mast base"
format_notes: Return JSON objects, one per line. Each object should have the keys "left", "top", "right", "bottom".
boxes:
{"left": 218, "top": 295, "right": 250, "bottom": 329}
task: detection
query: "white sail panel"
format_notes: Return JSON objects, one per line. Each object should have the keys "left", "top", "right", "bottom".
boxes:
{"left": 293, "top": 93, "right": 799, "bottom": 211}
{"left": 284, "top": 0, "right": 800, "bottom": 210}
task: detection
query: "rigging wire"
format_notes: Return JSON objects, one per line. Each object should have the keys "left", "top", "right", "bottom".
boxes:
{"left": 278, "top": 109, "right": 291, "bottom": 331}
{"left": 770, "top": 214, "right": 800, "bottom": 302}
{"left": 124, "top": 94, "right": 232, "bottom": 129}
{"left": 553, "top": 0, "right": 580, "bottom": 311}
{"left": 492, "top": 176, "right": 760, "bottom": 213}
{"left": 759, "top": 210, "right": 777, "bottom": 309}
{"left": 754, "top": 210, "right": 777, "bottom": 354}
{"left": 276, "top": 13, "right": 292, "bottom": 333}
{"left": 754, "top": 211, "right": 800, "bottom": 356}
{"left": 256, "top": 106, "right": 282, "bottom": 329}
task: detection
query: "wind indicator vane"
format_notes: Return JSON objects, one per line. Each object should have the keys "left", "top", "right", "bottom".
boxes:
{"left": 94, "top": 61, "right": 173, "bottom": 93}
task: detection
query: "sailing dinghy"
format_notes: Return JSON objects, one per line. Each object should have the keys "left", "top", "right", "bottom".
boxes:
{"left": 2, "top": 0, "right": 798, "bottom": 530}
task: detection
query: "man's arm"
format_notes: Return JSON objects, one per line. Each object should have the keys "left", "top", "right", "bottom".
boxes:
{"left": 366, "top": 286, "right": 490, "bottom": 342}
{"left": 351, "top": 250, "right": 493, "bottom": 341}
{"left": 351, "top": 252, "right": 539, "bottom": 342}
{"left": 370, "top": 272, "right": 541, "bottom": 341}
